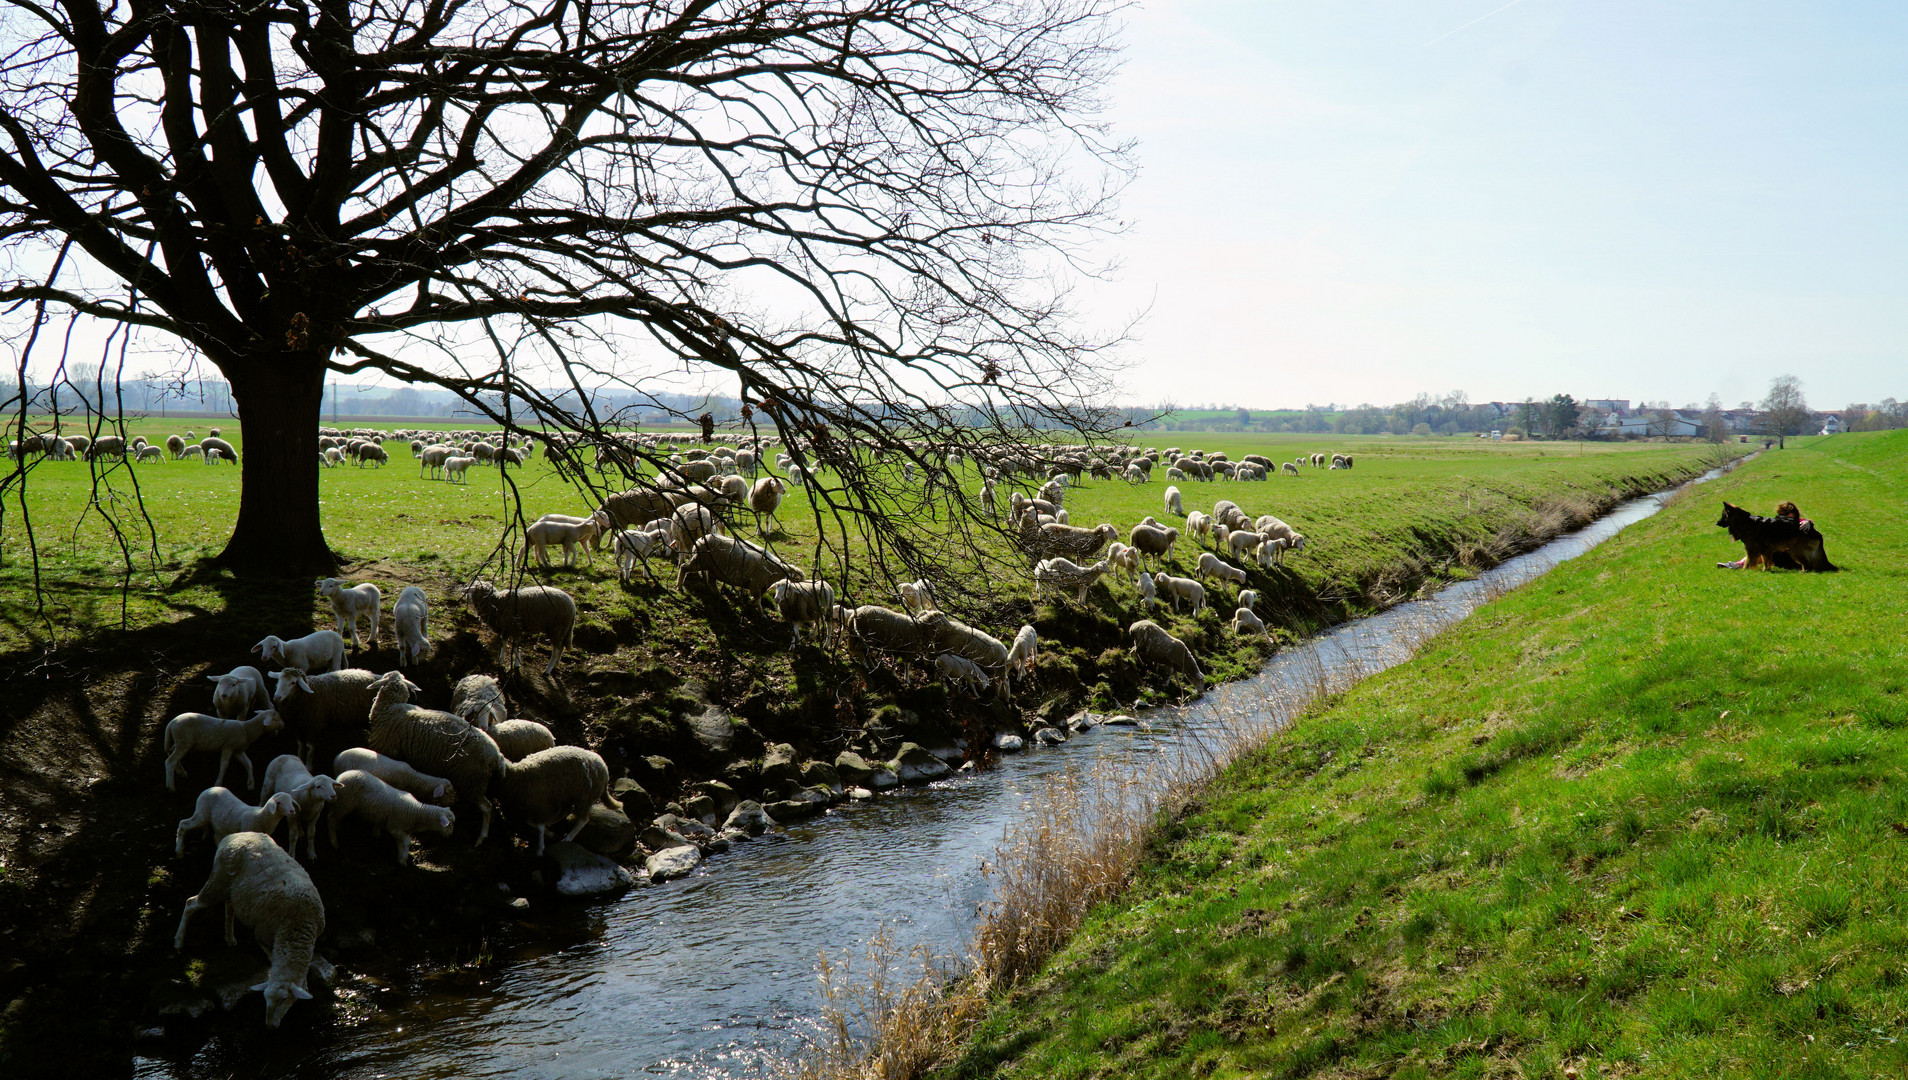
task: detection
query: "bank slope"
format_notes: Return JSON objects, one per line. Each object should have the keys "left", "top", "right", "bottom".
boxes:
{"left": 943, "top": 430, "right": 1908, "bottom": 1080}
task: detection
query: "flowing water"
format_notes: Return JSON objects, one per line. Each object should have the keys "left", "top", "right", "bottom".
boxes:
{"left": 137, "top": 462, "right": 1734, "bottom": 1080}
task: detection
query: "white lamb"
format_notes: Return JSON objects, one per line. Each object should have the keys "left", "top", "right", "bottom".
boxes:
{"left": 1196, "top": 551, "right": 1248, "bottom": 587}
{"left": 327, "top": 769, "right": 457, "bottom": 865}
{"left": 162, "top": 710, "right": 286, "bottom": 792}
{"left": 443, "top": 455, "right": 475, "bottom": 482}
{"left": 615, "top": 527, "right": 672, "bottom": 582}
{"left": 1238, "top": 588, "right": 1259, "bottom": 612}
{"left": 1153, "top": 572, "right": 1207, "bottom": 615}
{"left": 261, "top": 755, "right": 339, "bottom": 861}
{"left": 1105, "top": 541, "right": 1139, "bottom": 577}
{"left": 393, "top": 586, "right": 432, "bottom": 666}
{"left": 176, "top": 786, "right": 300, "bottom": 856}
{"left": 330, "top": 747, "right": 453, "bottom": 803}
{"left": 898, "top": 578, "right": 938, "bottom": 614}
{"left": 1136, "top": 568, "right": 1157, "bottom": 611}
{"left": 1232, "top": 606, "right": 1268, "bottom": 637}
{"left": 252, "top": 630, "right": 347, "bottom": 673}
{"left": 174, "top": 832, "right": 324, "bottom": 1028}
{"left": 1225, "top": 529, "right": 1267, "bottom": 562}
{"left": 1005, "top": 624, "right": 1039, "bottom": 685}
{"left": 205, "top": 665, "right": 271, "bottom": 720}
{"left": 1034, "top": 556, "right": 1112, "bottom": 602}
{"left": 449, "top": 674, "right": 507, "bottom": 733}
{"left": 525, "top": 513, "right": 606, "bottom": 568}
{"left": 316, "top": 579, "right": 382, "bottom": 650}
{"left": 1164, "top": 485, "right": 1183, "bottom": 516}
{"left": 771, "top": 578, "right": 838, "bottom": 644}
{"left": 935, "top": 652, "right": 992, "bottom": 696}
{"left": 1185, "top": 510, "right": 1213, "bottom": 544}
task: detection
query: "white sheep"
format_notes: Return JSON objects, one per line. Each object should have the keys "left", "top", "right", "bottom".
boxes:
{"left": 1184, "top": 510, "right": 1213, "bottom": 544}
{"left": 1136, "top": 568, "right": 1157, "bottom": 610}
{"left": 1127, "top": 619, "right": 1205, "bottom": 691}
{"left": 443, "top": 455, "right": 476, "bottom": 482}
{"left": 1195, "top": 550, "right": 1248, "bottom": 588}
{"left": 1005, "top": 624, "right": 1039, "bottom": 688}
{"left": 326, "top": 769, "right": 456, "bottom": 865}
{"left": 1232, "top": 606, "right": 1268, "bottom": 636}
{"left": 261, "top": 755, "right": 339, "bottom": 861}
{"left": 749, "top": 476, "right": 786, "bottom": 530}
{"left": 162, "top": 710, "right": 285, "bottom": 792}
{"left": 491, "top": 718, "right": 557, "bottom": 762}
{"left": 935, "top": 652, "right": 992, "bottom": 696}
{"left": 252, "top": 630, "right": 347, "bottom": 674}
{"left": 174, "top": 832, "right": 324, "bottom": 1028}
{"left": 1238, "top": 588, "right": 1259, "bottom": 612}
{"left": 1104, "top": 541, "right": 1139, "bottom": 577}
{"left": 331, "top": 747, "right": 454, "bottom": 804}
{"left": 393, "top": 586, "right": 432, "bottom": 666}
{"left": 1225, "top": 528, "right": 1267, "bottom": 562}
{"left": 898, "top": 578, "right": 938, "bottom": 614}
{"left": 979, "top": 477, "right": 997, "bottom": 517}
{"left": 525, "top": 514, "right": 606, "bottom": 568}
{"left": 614, "top": 527, "right": 672, "bottom": 583}
{"left": 365, "top": 671, "right": 507, "bottom": 842}
{"left": 461, "top": 580, "right": 576, "bottom": 676}
{"left": 205, "top": 665, "right": 271, "bottom": 720}
{"left": 770, "top": 578, "right": 837, "bottom": 644}
{"left": 1127, "top": 523, "right": 1179, "bottom": 567}
{"left": 922, "top": 612, "right": 1011, "bottom": 700}
{"left": 449, "top": 674, "right": 506, "bottom": 733}
{"left": 1152, "top": 572, "right": 1206, "bottom": 615}
{"left": 176, "top": 786, "right": 300, "bottom": 856}
{"left": 267, "top": 667, "right": 379, "bottom": 766}
{"left": 316, "top": 578, "right": 381, "bottom": 651}
{"left": 1283, "top": 462, "right": 1300, "bottom": 476}
{"left": 1034, "top": 556, "right": 1112, "bottom": 602}
{"left": 496, "top": 745, "right": 620, "bottom": 856}
{"left": 1164, "top": 485, "right": 1183, "bottom": 516}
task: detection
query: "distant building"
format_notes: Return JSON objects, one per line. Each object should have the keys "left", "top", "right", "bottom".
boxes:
{"left": 1585, "top": 399, "right": 1630, "bottom": 413}
{"left": 1820, "top": 414, "right": 1845, "bottom": 435}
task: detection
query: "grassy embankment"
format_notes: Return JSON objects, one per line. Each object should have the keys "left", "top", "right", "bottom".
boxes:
{"left": 936, "top": 431, "right": 1908, "bottom": 1079}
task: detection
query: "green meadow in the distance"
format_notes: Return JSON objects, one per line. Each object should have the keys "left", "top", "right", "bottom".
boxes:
{"left": 0, "top": 421, "right": 1725, "bottom": 655}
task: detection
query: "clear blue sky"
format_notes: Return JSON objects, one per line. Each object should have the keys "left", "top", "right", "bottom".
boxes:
{"left": 1094, "top": 0, "right": 1908, "bottom": 411}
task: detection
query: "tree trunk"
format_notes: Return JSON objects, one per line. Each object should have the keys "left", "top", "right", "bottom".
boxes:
{"left": 214, "top": 356, "right": 339, "bottom": 576}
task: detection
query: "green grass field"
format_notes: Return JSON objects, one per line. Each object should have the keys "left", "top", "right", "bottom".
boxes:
{"left": 0, "top": 424, "right": 1722, "bottom": 664}
{"left": 938, "top": 430, "right": 1908, "bottom": 1080}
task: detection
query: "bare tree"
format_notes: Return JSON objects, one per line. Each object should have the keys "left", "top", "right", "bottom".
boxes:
{"left": 0, "top": 0, "right": 1131, "bottom": 576}
{"left": 1760, "top": 374, "right": 1811, "bottom": 437}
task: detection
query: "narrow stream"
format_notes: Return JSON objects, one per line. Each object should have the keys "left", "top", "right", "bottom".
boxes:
{"left": 138, "top": 462, "right": 1734, "bottom": 1080}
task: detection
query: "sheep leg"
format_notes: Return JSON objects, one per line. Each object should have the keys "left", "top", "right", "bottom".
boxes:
{"left": 235, "top": 751, "right": 255, "bottom": 791}
{"left": 222, "top": 902, "right": 239, "bottom": 947}
{"left": 164, "top": 750, "right": 184, "bottom": 792}
{"left": 214, "top": 749, "right": 233, "bottom": 789}
{"left": 368, "top": 609, "right": 380, "bottom": 645}
{"left": 544, "top": 639, "right": 563, "bottom": 676}
{"left": 395, "top": 829, "right": 412, "bottom": 866}
{"left": 475, "top": 800, "right": 493, "bottom": 845}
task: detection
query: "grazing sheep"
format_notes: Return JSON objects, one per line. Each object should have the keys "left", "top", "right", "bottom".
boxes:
{"left": 671, "top": 501, "right": 723, "bottom": 551}
{"left": 935, "top": 652, "right": 992, "bottom": 696}
{"left": 1122, "top": 463, "right": 1147, "bottom": 484}
{"left": 614, "top": 527, "right": 672, "bottom": 582}
{"left": 1164, "top": 485, "right": 1183, "bottom": 516}
{"left": 749, "top": 476, "right": 787, "bottom": 530}
{"left": 921, "top": 612, "right": 1010, "bottom": 696}
{"left": 1185, "top": 510, "right": 1214, "bottom": 544}
{"left": 770, "top": 578, "right": 838, "bottom": 644}
{"left": 675, "top": 534, "right": 804, "bottom": 614}
{"left": 1153, "top": 572, "right": 1207, "bottom": 615}
{"left": 1127, "top": 523, "right": 1180, "bottom": 567}
{"left": 1257, "top": 536, "right": 1292, "bottom": 568}
{"left": 261, "top": 755, "right": 338, "bottom": 861}
{"left": 1165, "top": 466, "right": 1187, "bottom": 481}
{"left": 443, "top": 455, "right": 476, "bottom": 482}
{"left": 268, "top": 667, "right": 380, "bottom": 766}
{"left": 843, "top": 605, "right": 936, "bottom": 667}
{"left": 1232, "top": 606, "right": 1268, "bottom": 637}
{"left": 1195, "top": 551, "right": 1247, "bottom": 586}
{"left": 252, "top": 630, "right": 348, "bottom": 674}
{"left": 1033, "top": 522, "right": 1118, "bottom": 561}
{"left": 316, "top": 578, "right": 381, "bottom": 651}
{"left": 1283, "top": 462, "right": 1300, "bottom": 476}
{"left": 200, "top": 436, "right": 237, "bottom": 464}
{"left": 393, "top": 586, "right": 432, "bottom": 667}
{"left": 326, "top": 769, "right": 456, "bottom": 865}
{"left": 1105, "top": 541, "right": 1140, "bottom": 576}
{"left": 355, "top": 444, "right": 389, "bottom": 468}
{"left": 490, "top": 719, "right": 557, "bottom": 762}
{"left": 205, "top": 665, "right": 271, "bottom": 720}
{"left": 163, "top": 710, "right": 285, "bottom": 792}
{"left": 461, "top": 580, "right": 576, "bottom": 676}
{"left": 1127, "top": 619, "right": 1205, "bottom": 691}
{"left": 419, "top": 444, "right": 455, "bottom": 478}
{"left": 1034, "top": 556, "right": 1113, "bottom": 602}
{"left": 1238, "top": 588, "right": 1259, "bottom": 612}
{"left": 525, "top": 513, "right": 606, "bottom": 568}
{"left": 1005, "top": 624, "right": 1039, "bottom": 690}
{"left": 165, "top": 434, "right": 186, "bottom": 459}
{"left": 331, "top": 747, "right": 453, "bottom": 804}
{"left": 496, "top": 745, "right": 620, "bottom": 856}
{"left": 1225, "top": 528, "right": 1267, "bottom": 562}
{"left": 898, "top": 578, "right": 938, "bottom": 614}
{"left": 1136, "top": 568, "right": 1158, "bottom": 610}
{"left": 173, "top": 832, "right": 324, "bottom": 1028}
{"left": 365, "top": 671, "right": 507, "bottom": 843}
{"left": 137, "top": 444, "right": 165, "bottom": 463}
{"left": 449, "top": 674, "right": 506, "bottom": 733}
{"left": 175, "top": 787, "right": 300, "bottom": 856}
{"left": 979, "top": 477, "right": 998, "bottom": 517}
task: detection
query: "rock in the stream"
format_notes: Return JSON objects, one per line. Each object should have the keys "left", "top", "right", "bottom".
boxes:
{"left": 866, "top": 764, "right": 900, "bottom": 791}
{"left": 679, "top": 793, "right": 718, "bottom": 823}
{"left": 575, "top": 804, "right": 636, "bottom": 857}
{"left": 833, "top": 751, "right": 875, "bottom": 785}
{"left": 699, "top": 780, "right": 742, "bottom": 816}
{"left": 765, "top": 785, "right": 836, "bottom": 821}
{"left": 1103, "top": 714, "right": 1139, "bottom": 726}
{"left": 723, "top": 800, "right": 772, "bottom": 836}
{"left": 610, "top": 777, "right": 656, "bottom": 822}
{"left": 1065, "top": 710, "right": 1100, "bottom": 732}
{"left": 656, "top": 812, "right": 716, "bottom": 843}
{"left": 548, "top": 841, "right": 634, "bottom": 898}
{"left": 890, "top": 742, "right": 952, "bottom": 784}
{"left": 640, "top": 822, "right": 691, "bottom": 851}
{"left": 686, "top": 704, "right": 736, "bottom": 758}
{"left": 923, "top": 740, "right": 966, "bottom": 764}
{"left": 801, "top": 760, "right": 843, "bottom": 793}
{"left": 644, "top": 844, "right": 702, "bottom": 883}
{"left": 1032, "top": 726, "right": 1066, "bottom": 747}
{"left": 993, "top": 731, "right": 1025, "bottom": 753}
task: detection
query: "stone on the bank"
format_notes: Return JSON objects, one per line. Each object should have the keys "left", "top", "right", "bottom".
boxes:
{"left": 801, "top": 760, "right": 843, "bottom": 793}
{"left": 575, "top": 804, "right": 636, "bottom": 857}
{"left": 699, "top": 780, "right": 742, "bottom": 816}
{"left": 993, "top": 732, "right": 1025, "bottom": 753}
{"left": 890, "top": 742, "right": 952, "bottom": 784}
{"left": 656, "top": 813, "right": 717, "bottom": 844}
{"left": 640, "top": 822, "right": 690, "bottom": 851}
{"left": 548, "top": 841, "right": 634, "bottom": 898}
{"left": 1103, "top": 714, "right": 1139, "bottom": 726}
{"left": 1065, "top": 710, "right": 1100, "bottom": 731}
{"left": 833, "top": 751, "right": 876, "bottom": 785}
{"left": 679, "top": 793, "right": 718, "bottom": 823}
{"left": 644, "top": 844, "right": 702, "bottom": 883}
{"left": 610, "top": 777, "right": 656, "bottom": 822}
{"left": 686, "top": 704, "right": 736, "bottom": 758}
{"left": 723, "top": 800, "right": 773, "bottom": 836}
{"left": 923, "top": 740, "right": 966, "bottom": 764}
{"left": 760, "top": 742, "right": 802, "bottom": 794}
{"left": 1033, "top": 726, "right": 1066, "bottom": 746}
{"left": 765, "top": 798, "right": 823, "bottom": 822}
{"left": 866, "top": 765, "right": 900, "bottom": 790}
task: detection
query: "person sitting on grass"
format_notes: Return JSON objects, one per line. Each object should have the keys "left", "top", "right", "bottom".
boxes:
{"left": 1717, "top": 501, "right": 1811, "bottom": 569}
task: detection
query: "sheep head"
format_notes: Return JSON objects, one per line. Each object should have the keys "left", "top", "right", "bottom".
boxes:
{"left": 253, "top": 980, "right": 313, "bottom": 1028}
